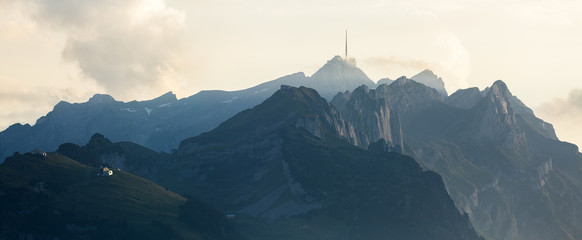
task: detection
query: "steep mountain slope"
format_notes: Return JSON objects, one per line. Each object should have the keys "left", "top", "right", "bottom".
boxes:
{"left": 437, "top": 81, "right": 578, "bottom": 240}
{"left": 0, "top": 152, "right": 242, "bottom": 240}
{"left": 331, "top": 85, "right": 403, "bottom": 151}
{"left": 149, "top": 86, "right": 482, "bottom": 240}
{"left": 447, "top": 85, "right": 557, "bottom": 141}
{"left": 0, "top": 56, "right": 374, "bottom": 162}
{"left": 333, "top": 79, "right": 582, "bottom": 240}
{"left": 331, "top": 77, "right": 446, "bottom": 150}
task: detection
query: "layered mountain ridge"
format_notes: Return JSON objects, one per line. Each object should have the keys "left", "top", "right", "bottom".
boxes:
{"left": 56, "top": 86, "right": 483, "bottom": 240}
{"left": 0, "top": 56, "right": 383, "bottom": 162}
{"left": 2, "top": 55, "right": 581, "bottom": 240}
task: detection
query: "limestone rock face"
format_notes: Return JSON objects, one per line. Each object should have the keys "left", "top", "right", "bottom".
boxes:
{"left": 331, "top": 84, "right": 404, "bottom": 152}
{"left": 474, "top": 80, "right": 525, "bottom": 148}
{"left": 447, "top": 84, "right": 557, "bottom": 141}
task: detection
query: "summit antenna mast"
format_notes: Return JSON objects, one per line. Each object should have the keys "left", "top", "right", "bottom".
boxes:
{"left": 345, "top": 30, "right": 348, "bottom": 59}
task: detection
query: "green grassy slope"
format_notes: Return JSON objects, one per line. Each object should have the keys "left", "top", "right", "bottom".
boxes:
{"left": 0, "top": 152, "right": 242, "bottom": 240}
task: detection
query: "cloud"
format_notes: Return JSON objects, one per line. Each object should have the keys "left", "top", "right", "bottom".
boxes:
{"left": 539, "top": 89, "right": 582, "bottom": 117}
{"left": 0, "top": 87, "right": 59, "bottom": 130}
{"left": 0, "top": 75, "right": 102, "bottom": 130}
{"left": 364, "top": 56, "right": 438, "bottom": 71}
{"left": 537, "top": 89, "right": 582, "bottom": 147}
{"left": 362, "top": 33, "right": 471, "bottom": 92}
{"left": 25, "top": 0, "right": 185, "bottom": 98}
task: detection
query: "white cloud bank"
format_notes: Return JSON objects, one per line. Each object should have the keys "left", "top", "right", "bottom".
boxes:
{"left": 537, "top": 89, "right": 582, "bottom": 148}
{"left": 26, "top": 0, "right": 186, "bottom": 98}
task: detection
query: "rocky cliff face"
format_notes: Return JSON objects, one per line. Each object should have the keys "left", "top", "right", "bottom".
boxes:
{"left": 330, "top": 77, "right": 444, "bottom": 152}
{"left": 399, "top": 80, "right": 582, "bottom": 240}
{"left": 472, "top": 80, "right": 525, "bottom": 148}
{"left": 331, "top": 85, "right": 403, "bottom": 152}
{"left": 328, "top": 78, "right": 582, "bottom": 240}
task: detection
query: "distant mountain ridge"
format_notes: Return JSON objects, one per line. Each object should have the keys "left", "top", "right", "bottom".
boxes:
{"left": 0, "top": 56, "right": 452, "bottom": 162}
{"left": 0, "top": 56, "right": 379, "bottom": 162}
{"left": 410, "top": 69, "right": 448, "bottom": 97}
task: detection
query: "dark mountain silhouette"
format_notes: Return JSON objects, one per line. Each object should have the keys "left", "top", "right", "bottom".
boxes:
{"left": 0, "top": 151, "right": 243, "bottom": 240}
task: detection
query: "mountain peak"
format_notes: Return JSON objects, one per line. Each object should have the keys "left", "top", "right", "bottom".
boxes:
{"left": 411, "top": 69, "right": 448, "bottom": 97}
{"left": 446, "top": 87, "right": 485, "bottom": 109}
{"left": 472, "top": 79, "right": 525, "bottom": 148}
{"left": 376, "top": 77, "right": 393, "bottom": 86}
{"left": 418, "top": 69, "right": 436, "bottom": 75}
{"left": 154, "top": 91, "right": 177, "bottom": 102}
{"left": 88, "top": 94, "right": 116, "bottom": 104}
{"left": 491, "top": 80, "right": 509, "bottom": 92}
{"left": 275, "top": 85, "right": 324, "bottom": 104}
{"left": 306, "top": 56, "right": 374, "bottom": 100}
{"left": 486, "top": 80, "right": 513, "bottom": 104}
{"left": 145, "top": 91, "right": 178, "bottom": 105}
{"left": 311, "top": 56, "right": 364, "bottom": 77}
{"left": 179, "top": 85, "right": 351, "bottom": 154}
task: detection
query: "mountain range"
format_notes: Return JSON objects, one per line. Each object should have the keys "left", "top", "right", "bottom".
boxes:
{"left": 330, "top": 76, "right": 582, "bottom": 240}
{"left": 0, "top": 56, "right": 445, "bottom": 162}
{"left": 51, "top": 87, "right": 483, "bottom": 240}
{"left": 2, "top": 55, "right": 581, "bottom": 239}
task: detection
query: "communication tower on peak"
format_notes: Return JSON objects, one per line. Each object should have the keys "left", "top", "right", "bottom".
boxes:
{"left": 345, "top": 30, "right": 348, "bottom": 60}
{"left": 344, "top": 30, "right": 356, "bottom": 65}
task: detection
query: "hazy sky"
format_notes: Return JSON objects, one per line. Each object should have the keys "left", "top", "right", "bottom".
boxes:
{"left": 1, "top": 0, "right": 581, "bottom": 147}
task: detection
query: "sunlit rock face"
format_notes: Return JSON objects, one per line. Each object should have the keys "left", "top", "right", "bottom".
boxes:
{"left": 474, "top": 80, "right": 525, "bottom": 148}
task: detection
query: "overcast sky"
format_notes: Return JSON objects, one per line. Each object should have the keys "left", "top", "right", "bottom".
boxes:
{"left": 1, "top": 0, "right": 581, "bottom": 147}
